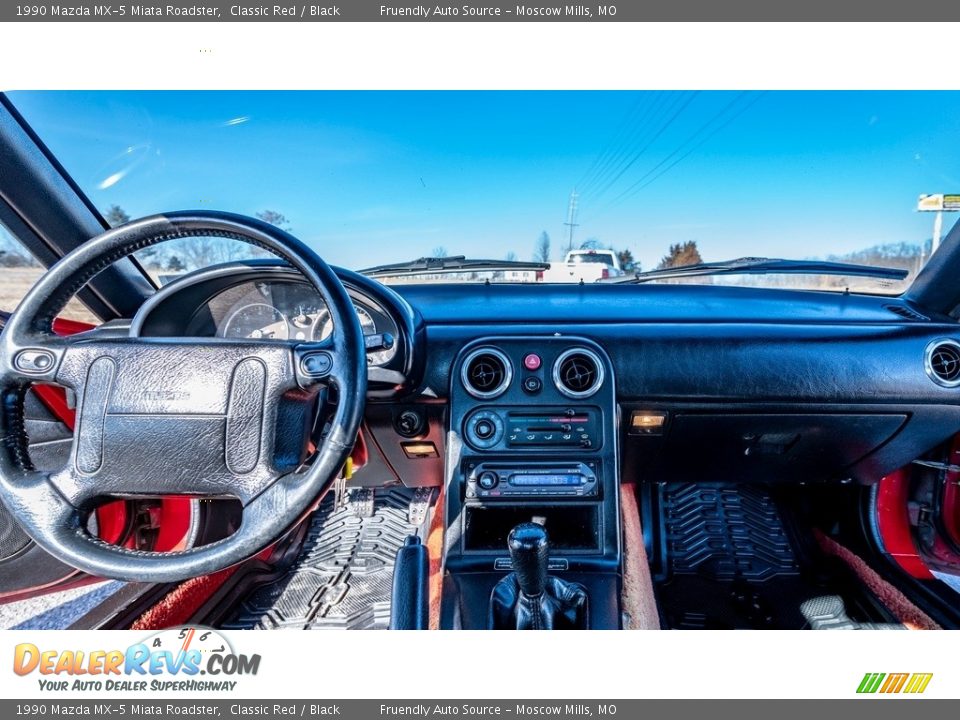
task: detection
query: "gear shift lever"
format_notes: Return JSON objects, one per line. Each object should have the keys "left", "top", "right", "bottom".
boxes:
{"left": 489, "top": 522, "right": 589, "bottom": 630}
{"left": 509, "top": 523, "right": 549, "bottom": 598}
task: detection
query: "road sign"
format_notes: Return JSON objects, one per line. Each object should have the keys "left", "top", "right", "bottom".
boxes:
{"left": 917, "top": 194, "right": 960, "bottom": 259}
{"left": 918, "top": 194, "right": 960, "bottom": 211}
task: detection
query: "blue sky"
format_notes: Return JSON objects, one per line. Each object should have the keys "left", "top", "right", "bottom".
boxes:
{"left": 8, "top": 90, "right": 960, "bottom": 271}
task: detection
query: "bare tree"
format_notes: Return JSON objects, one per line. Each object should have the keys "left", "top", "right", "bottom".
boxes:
{"left": 0, "top": 227, "right": 37, "bottom": 267}
{"left": 103, "top": 205, "right": 131, "bottom": 228}
{"left": 533, "top": 231, "right": 551, "bottom": 263}
{"left": 431, "top": 246, "right": 449, "bottom": 258}
{"left": 103, "top": 205, "right": 167, "bottom": 267}
{"left": 177, "top": 235, "right": 223, "bottom": 270}
{"left": 256, "top": 210, "right": 291, "bottom": 232}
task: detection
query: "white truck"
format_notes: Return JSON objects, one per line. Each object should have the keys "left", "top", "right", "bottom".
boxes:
{"left": 538, "top": 249, "right": 625, "bottom": 283}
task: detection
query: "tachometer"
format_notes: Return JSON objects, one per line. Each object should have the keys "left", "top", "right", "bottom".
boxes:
{"left": 314, "top": 305, "right": 377, "bottom": 341}
{"left": 222, "top": 303, "right": 289, "bottom": 340}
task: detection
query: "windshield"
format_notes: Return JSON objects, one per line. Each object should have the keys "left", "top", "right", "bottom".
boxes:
{"left": 571, "top": 254, "right": 613, "bottom": 264}
{"left": 8, "top": 90, "right": 957, "bottom": 294}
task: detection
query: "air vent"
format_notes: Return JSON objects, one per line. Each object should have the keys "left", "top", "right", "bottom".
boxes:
{"left": 553, "top": 348, "right": 605, "bottom": 399}
{"left": 461, "top": 348, "right": 512, "bottom": 399}
{"left": 925, "top": 340, "right": 960, "bottom": 388}
{"left": 885, "top": 304, "right": 929, "bottom": 322}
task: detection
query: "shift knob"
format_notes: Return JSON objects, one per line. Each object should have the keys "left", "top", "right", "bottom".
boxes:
{"left": 508, "top": 522, "right": 549, "bottom": 598}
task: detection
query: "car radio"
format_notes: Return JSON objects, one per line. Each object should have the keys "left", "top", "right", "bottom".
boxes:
{"left": 464, "top": 461, "right": 599, "bottom": 499}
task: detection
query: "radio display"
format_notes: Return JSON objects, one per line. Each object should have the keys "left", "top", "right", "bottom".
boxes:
{"left": 509, "top": 473, "right": 582, "bottom": 486}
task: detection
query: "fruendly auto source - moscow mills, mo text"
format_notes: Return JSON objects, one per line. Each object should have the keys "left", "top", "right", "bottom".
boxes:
{"left": 378, "top": 4, "right": 616, "bottom": 17}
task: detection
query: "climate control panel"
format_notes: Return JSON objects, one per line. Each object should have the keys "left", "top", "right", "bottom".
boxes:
{"left": 463, "top": 406, "right": 603, "bottom": 451}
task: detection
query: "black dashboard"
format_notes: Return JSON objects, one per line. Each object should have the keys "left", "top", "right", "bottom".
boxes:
{"left": 128, "top": 261, "right": 960, "bottom": 490}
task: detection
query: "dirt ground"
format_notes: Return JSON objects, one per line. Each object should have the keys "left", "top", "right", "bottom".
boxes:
{"left": 0, "top": 267, "right": 100, "bottom": 324}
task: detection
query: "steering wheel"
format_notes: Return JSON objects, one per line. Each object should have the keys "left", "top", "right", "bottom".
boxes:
{"left": 0, "top": 211, "right": 366, "bottom": 582}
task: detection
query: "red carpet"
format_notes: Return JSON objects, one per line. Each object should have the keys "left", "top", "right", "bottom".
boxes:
{"left": 814, "top": 529, "right": 940, "bottom": 630}
{"left": 426, "top": 488, "right": 444, "bottom": 630}
{"left": 131, "top": 566, "right": 239, "bottom": 630}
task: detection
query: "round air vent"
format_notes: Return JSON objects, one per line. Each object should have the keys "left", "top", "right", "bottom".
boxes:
{"left": 461, "top": 348, "right": 513, "bottom": 399}
{"left": 926, "top": 340, "right": 960, "bottom": 388}
{"left": 553, "top": 348, "right": 605, "bottom": 399}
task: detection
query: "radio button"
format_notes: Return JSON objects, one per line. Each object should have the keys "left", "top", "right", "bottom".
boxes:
{"left": 477, "top": 471, "right": 499, "bottom": 490}
{"left": 522, "top": 376, "right": 542, "bottom": 394}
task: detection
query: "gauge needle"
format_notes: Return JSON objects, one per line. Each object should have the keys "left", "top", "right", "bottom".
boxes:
{"left": 175, "top": 627, "right": 196, "bottom": 669}
{"left": 180, "top": 628, "right": 195, "bottom": 653}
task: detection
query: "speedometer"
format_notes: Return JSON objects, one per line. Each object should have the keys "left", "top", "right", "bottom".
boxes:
{"left": 222, "top": 303, "right": 289, "bottom": 340}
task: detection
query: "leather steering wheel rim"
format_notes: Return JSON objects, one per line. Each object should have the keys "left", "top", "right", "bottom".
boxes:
{"left": 0, "top": 210, "right": 366, "bottom": 582}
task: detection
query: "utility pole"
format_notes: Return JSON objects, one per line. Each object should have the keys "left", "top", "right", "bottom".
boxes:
{"left": 564, "top": 189, "right": 580, "bottom": 253}
{"left": 932, "top": 210, "right": 944, "bottom": 256}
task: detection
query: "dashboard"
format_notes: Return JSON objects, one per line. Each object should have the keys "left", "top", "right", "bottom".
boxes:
{"left": 128, "top": 260, "right": 960, "bottom": 491}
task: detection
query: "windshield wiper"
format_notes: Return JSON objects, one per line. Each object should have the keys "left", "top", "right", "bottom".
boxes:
{"left": 360, "top": 255, "right": 550, "bottom": 278}
{"left": 610, "top": 257, "right": 909, "bottom": 284}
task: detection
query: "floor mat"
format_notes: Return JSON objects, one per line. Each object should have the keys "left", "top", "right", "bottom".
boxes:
{"left": 652, "top": 483, "right": 892, "bottom": 629}
{"left": 223, "top": 486, "right": 430, "bottom": 630}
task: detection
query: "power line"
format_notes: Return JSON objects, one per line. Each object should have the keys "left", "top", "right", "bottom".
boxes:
{"left": 582, "top": 91, "right": 700, "bottom": 205}
{"left": 616, "top": 92, "right": 766, "bottom": 202}
{"left": 575, "top": 94, "right": 647, "bottom": 191}
{"left": 578, "top": 92, "right": 682, "bottom": 199}
{"left": 576, "top": 92, "right": 664, "bottom": 195}
{"left": 578, "top": 92, "right": 675, "bottom": 200}
{"left": 584, "top": 92, "right": 766, "bottom": 223}
{"left": 609, "top": 92, "right": 750, "bottom": 203}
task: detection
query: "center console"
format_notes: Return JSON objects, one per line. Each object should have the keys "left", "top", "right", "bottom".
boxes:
{"left": 441, "top": 337, "right": 621, "bottom": 629}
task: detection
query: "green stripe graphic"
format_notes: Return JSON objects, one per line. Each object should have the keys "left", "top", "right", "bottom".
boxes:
{"left": 857, "top": 673, "right": 886, "bottom": 693}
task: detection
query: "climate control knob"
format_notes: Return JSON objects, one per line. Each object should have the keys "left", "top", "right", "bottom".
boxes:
{"left": 464, "top": 410, "right": 504, "bottom": 449}
{"left": 475, "top": 419, "right": 496, "bottom": 439}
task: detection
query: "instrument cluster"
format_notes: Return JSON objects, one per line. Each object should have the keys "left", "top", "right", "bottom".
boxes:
{"left": 209, "top": 280, "right": 398, "bottom": 366}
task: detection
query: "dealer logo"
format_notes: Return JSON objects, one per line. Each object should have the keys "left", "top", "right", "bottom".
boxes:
{"left": 13, "top": 626, "right": 260, "bottom": 692}
{"left": 856, "top": 672, "right": 933, "bottom": 694}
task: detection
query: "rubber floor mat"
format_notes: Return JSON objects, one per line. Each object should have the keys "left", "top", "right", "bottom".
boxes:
{"left": 223, "top": 486, "right": 429, "bottom": 630}
{"left": 653, "top": 483, "right": 892, "bottom": 629}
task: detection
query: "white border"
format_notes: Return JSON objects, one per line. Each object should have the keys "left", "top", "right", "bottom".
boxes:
{"left": 0, "top": 23, "right": 958, "bottom": 90}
